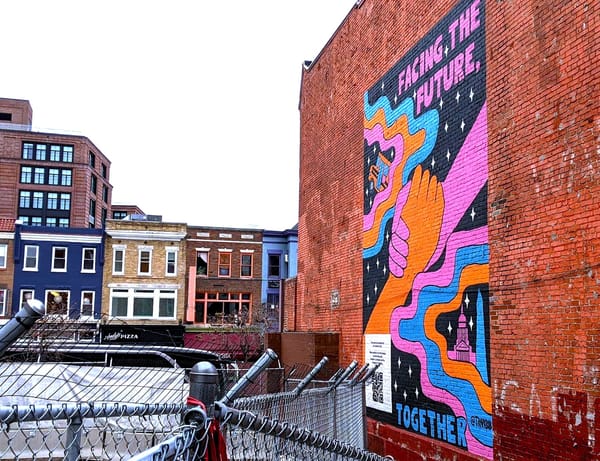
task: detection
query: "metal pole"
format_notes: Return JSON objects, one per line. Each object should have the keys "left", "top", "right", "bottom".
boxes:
{"left": 188, "top": 361, "right": 218, "bottom": 416}
{"left": 0, "top": 298, "right": 45, "bottom": 356}
{"left": 64, "top": 411, "right": 83, "bottom": 461}
{"left": 219, "top": 348, "right": 278, "bottom": 406}
{"left": 328, "top": 360, "right": 358, "bottom": 393}
{"left": 292, "top": 356, "right": 329, "bottom": 397}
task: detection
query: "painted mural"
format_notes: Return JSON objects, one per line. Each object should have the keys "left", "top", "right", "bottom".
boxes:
{"left": 362, "top": 0, "right": 490, "bottom": 458}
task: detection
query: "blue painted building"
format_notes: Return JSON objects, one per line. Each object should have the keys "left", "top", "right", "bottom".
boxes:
{"left": 12, "top": 225, "right": 105, "bottom": 320}
{"left": 261, "top": 225, "right": 298, "bottom": 331}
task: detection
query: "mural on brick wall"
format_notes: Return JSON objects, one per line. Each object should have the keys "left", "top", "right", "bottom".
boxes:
{"left": 362, "top": 0, "right": 490, "bottom": 458}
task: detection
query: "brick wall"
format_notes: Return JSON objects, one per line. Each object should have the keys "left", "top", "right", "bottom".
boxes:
{"left": 298, "top": 0, "right": 599, "bottom": 459}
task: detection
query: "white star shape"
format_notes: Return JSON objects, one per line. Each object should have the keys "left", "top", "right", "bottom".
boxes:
{"left": 446, "top": 149, "right": 451, "bottom": 161}
{"left": 374, "top": 283, "right": 378, "bottom": 294}
{"left": 469, "top": 317, "right": 474, "bottom": 330}
{"left": 385, "top": 231, "right": 390, "bottom": 242}
{"left": 376, "top": 258, "right": 380, "bottom": 269}
{"left": 469, "top": 88, "right": 475, "bottom": 102}
{"left": 447, "top": 322, "right": 453, "bottom": 334}
{"left": 439, "top": 98, "right": 444, "bottom": 109}
{"left": 403, "top": 390, "right": 407, "bottom": 401}
{"left": 444, "top": 121, "right": 449, "bottom": 132}
{"left": 394, "top": 380, "right": 398, "bottom": 392}
{"left": 408, "top": 365, "right": 412, "bottom": 378}
{"left": 455, "top": 91, "right": 461, "bottom": 103}
{"left": 373, "top": 145, "right": 377, "bottom": 154}
{"left": 413, "top": 89, "right": 417, "bottom": 100}
{"left": 370, "top": 198, "right": 373, "bottom": 207}
{"left": 382, "top": 265, "right": 387, "bottom": 276}
{"left": 415, "top": 388, "right": 419, "bottom": 399}
{"left": 390, "top": 147, "right": 394, "bottom": 157}
{"left": 366, "top": 294, "right": 370, "bottom": 304}
{"left": 381, "top": 81, "right": 385, "bottom": 91}
{"left": 460, "top": 119, "right": 465, "bottom": 132}
{"left": 431, "top": 157, "right": 436, "bottom": 169}
{"left": 465, "top": 294, "right": 470, "bottom": 308}
{"left": 470, "top": 208, "right": 476, "bottom": 221}
{"left": 444, "top": 45, "right": 449, "bottom": 57}
{"left": 366, "top": 262, "right": 370, "bottom": 273}
{"left": 394, "top": 94, "right": 398, "bottom": 104}
{"left": 398, "top": 357, "right": 401, "bottom": 368}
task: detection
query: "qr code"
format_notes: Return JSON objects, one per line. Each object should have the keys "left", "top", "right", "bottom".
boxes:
{"left": 372, "top": 371, "right": 384, "bottom": 403}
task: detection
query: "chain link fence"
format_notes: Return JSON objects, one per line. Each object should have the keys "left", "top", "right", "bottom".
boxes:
{"left": 0, "top": 301, "right": 391, "bottom": 460}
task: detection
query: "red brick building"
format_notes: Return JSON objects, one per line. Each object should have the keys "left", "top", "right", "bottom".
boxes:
{"left": 185, "top": 226, "right": 263, "bottom": 327}
{"left": 295, "top": 0, "right": 598, "bottom": 460}
{"left": 0, "top": 97, "right": 112, "bottom": 228}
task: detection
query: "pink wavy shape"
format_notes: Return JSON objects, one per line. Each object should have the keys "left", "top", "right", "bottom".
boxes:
{"left": 390, "top": 226, "right": 490, "bottom": 457}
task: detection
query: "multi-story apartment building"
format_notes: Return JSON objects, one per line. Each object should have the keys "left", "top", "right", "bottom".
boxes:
{"left": 0, "top": 97, "right": 112, "bottom": 228}
{"left": 11, "top": 225, "right": 105, "bottom": 321}
{"left": 102, "top": 217, "right": 187, "bottom": 326}
{"left": 0, "top": 218, "right": 15, "bottom": 320}
{"left": 185, "top": 226, "right": 263, "bottom": 327}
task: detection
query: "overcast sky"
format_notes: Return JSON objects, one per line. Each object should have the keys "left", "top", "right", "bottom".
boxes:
{"left": 1, "top": 1, "right": 356, "bottom": 230}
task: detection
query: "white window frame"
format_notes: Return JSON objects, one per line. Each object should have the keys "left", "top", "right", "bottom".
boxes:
{"left": 165, "top": 247, "right": 178, "bottom": 276}
{"left": 196, "top": 249, "right": 209, "bottom": 277}
{"left": 23, "top": 245, "right": 39, "bottom": 271}
{"left": 138, "top": 246, "right": 153, "bottom": 276}
{"left": 0, "top": 244, "right": 7, "bottom": 269}
{"left": 81, "top": 248, "right": 96, "bottom": 273}
{"left": 0, "top": 289, "right": 8, "bottom": 316}
{"left": 109, "top": 288, "right": 177, "bottom": 319}
{"left": 80, "top": 291, "right": 95, "bottom": 318}
{"left": 113, "top": 246, "right": 126, "bottom": 275}
{"left": 19, "top": 289, "right": 34, "bottom": 308}
{"left": 51, "top": 247, "right": 68, "bottom": 272}
{"left": 45, "top": 289, "right": 70, "bottom": 317}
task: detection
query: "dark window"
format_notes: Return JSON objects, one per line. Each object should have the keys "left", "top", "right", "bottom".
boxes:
{"left": 89, "top": 151, "right": 96, "bottom": 168}
{"left": 112, "top": 211, "right": 127, "bottom": 219}
{"left": 268, "top": 254, "right": 281, "bottom": 277}
{"left": 0, "top": 113, "right": 12, "bottom": 121}
{"left": 90, "top": 175, "right": 97, "bottom": 195}
{"left": 102, "top": 185, "right": 109, "bottom": 202}
{"left": 101, "top": 163, "right": 107, "bottom": 178}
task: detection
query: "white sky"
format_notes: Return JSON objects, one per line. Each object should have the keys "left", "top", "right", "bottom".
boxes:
{"left": 1, "top": 1, "right": 356, "bottom": 230}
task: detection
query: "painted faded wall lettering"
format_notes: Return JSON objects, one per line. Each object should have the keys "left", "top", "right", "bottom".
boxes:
{"left": 362, "top": 0, "right": 490, "bottom": 458}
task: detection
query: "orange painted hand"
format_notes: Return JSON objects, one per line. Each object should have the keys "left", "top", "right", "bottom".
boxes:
{"left": 365, "top": 165, "right": 444, "bottom": 334}
{"left": 389, "top": 165, "right": 444, "bottom": 280}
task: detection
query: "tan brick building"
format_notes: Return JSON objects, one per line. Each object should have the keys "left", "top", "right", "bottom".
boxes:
{"left": 102, "top": 217, "right": 187, "bottom": 325}
{"left": 0, "top": 97, "right": 113, "bottom": 229}
{"left": 185, "top": 226, "right": 263, "bottom": 326}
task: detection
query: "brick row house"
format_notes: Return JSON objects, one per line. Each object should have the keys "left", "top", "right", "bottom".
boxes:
{"left": 0, "top": 96, "right": 298, "bottom": 348}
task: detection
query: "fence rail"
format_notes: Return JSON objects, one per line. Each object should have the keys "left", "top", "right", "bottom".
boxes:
{"left": 0, "top": 304, "right": 391, "bottom": 460}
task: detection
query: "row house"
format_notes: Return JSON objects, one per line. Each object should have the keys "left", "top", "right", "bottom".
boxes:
{"left": 0, "top": 219, "right": 15, "bottom": 318}
{"left": 1, "top": 216, "right": 298, "bottom": 336}
{"left": 261, "top": 226, "right": 298, "bottom": 332}
{"left": 186, "top": 227, "right": 263, "bottom": 327}
{"left": 103, "top": 218, "right": 187, "bottom": 325}
{"left": 11, "top": 224, "right": 104, "bottom": 321}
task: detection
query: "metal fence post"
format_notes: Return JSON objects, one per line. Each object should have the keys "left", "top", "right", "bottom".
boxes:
{"left": 64, "top": 410, "right": 83, "bottom": 461}
{"left": 189, "top": 361, "right": 219, "bottom": 417}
